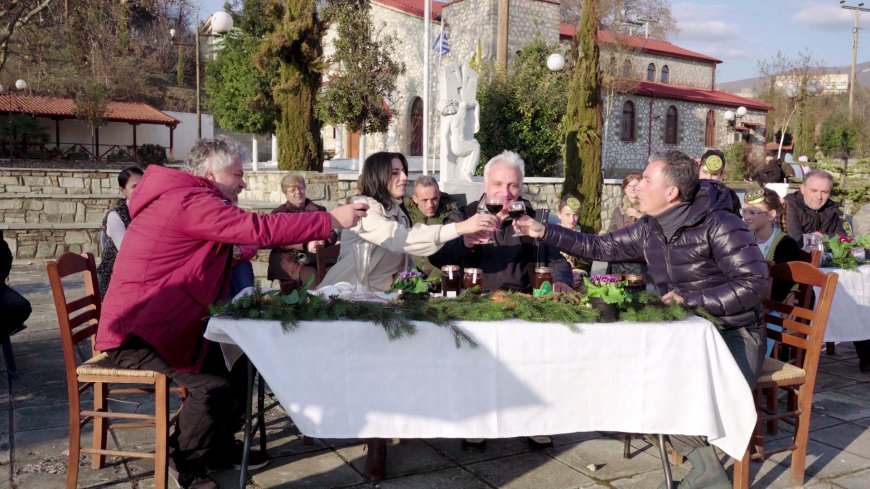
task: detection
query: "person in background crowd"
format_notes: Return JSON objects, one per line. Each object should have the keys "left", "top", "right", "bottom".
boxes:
{"left": 97, "top": 166, "right": 144, "bottom": 297}
{"left": 783, "top": 170, "right": 845, "bottom": 247}
{"left": 755, "top": 156, "right": 786, "bottom": 184}
{"left": 698, "top": 149, "right": 741, "bottom": 215}
{"left": 742, "top": 186, "right": 802, "bottom": 357}
{"left": 514, "top": 150, "right": 768, "bottom": 489}
{"left": 848, "top": 202, "right": 870, "bottom": 373}
{"left": 267, "top": 174, "right": 338, "bottom": 285}
{"left": 95, "top": 138, "right": 366, "bottom": 489}
{"left": 0, "top": 229, "right": 30, "bottom": 339}
{"left": 318, "top": 152, "right": 496, "bottom": 482}
{"left": 554, "top": 195, "right": 592, "bottom": 285}
{"left": 405, "top": 175, "right": 459, "bottom": 278}
{"left": 606, "top": 172, "right": 646, "bottom": 278}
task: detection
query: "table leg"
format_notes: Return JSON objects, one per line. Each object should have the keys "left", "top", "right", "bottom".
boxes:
{"left": 658, "top": 434, "right": 673, "bottom": 489}
{"left": 240, "top": 359, "right": 255, "bottom": 489}
{"left": 258, "top": 373, "right": 267, "bottom": 453}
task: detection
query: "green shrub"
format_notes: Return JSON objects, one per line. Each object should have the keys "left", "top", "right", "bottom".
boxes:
{"left": 137, "top": 144, "right": 167, "bottom": 166}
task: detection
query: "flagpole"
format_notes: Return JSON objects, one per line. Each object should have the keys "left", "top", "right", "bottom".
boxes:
{"left": 422, "top": 0, "right": 431, "bottom": 175}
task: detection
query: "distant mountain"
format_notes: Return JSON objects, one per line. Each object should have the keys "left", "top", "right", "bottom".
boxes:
{"left": 718, "top": 60, "right": 870, "bottom": 96}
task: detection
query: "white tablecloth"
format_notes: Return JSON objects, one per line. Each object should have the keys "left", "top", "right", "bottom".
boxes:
{"left": 204, "top": 316, "right": 756, "bottom": 459}
{"left": 820, "top": 265, "right": 870, "bottom": 342}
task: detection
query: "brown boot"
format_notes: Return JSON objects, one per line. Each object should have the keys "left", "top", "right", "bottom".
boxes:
{"left": 363, "top": 439, "right": 387, "bottom": 481}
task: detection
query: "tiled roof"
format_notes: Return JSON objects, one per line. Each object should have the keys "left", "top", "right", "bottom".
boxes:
{"left": 559, "top": 28, "right": 722, "bottom": 64}
{"left": 628, "top": 81, "right": 772, "bottom": 111}
{"left": 373, "top": 0, "right": 445, "bottom": 20}
{"left": 0, "top": 94, "right": 180, "bottom": 126}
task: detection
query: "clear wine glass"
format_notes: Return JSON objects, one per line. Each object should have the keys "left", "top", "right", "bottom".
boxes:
{"left": 507, "top": 201, "right": 527, "bottom": 237}
{"left": 350, "top": 195, "right": 369, "bottom": 233}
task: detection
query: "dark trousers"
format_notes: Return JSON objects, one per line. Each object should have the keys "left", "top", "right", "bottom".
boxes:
{"left": 0, "top": 284, "right": 31, "bottom": 335}
{"left": 226, "top": 261, "right": 255, "bottom": 301}
{"left": 855, "top": 340, "right": 870, "bottom": 367}
{"left": 106, "top": 337, "right": 247, "bottom": 472}
{"left": 671, "top": 327, "right": 766, "bottom": 453}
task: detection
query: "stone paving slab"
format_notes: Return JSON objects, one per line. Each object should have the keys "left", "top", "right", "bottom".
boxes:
{"left": 4, "top": 262, "right": 870, "bottom": 488}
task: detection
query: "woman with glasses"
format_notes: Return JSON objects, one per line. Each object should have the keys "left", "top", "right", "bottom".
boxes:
{"left": 742, "top": 187, "right": 802, "bottom": 302}
{"left": 267, "top": 174, "right": 338, "bottom": 284}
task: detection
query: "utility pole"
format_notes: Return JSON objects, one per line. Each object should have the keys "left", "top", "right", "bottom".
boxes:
{"left": 841, "top": 1, "right": 870, "bottom": 121}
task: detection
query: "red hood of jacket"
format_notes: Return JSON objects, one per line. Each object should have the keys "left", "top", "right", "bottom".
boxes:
{"left": 95, "top": 165, "right": 333, "bottom": 371}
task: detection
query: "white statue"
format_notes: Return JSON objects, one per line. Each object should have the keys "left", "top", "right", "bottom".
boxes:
{"left": 439, "top": 62, "right": 480, "bottom": 182}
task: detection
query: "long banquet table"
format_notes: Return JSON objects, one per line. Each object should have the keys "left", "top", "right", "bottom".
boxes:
{"left": 820, "top": 264, "right": 870, "bottom": 342}
{"left": 205, "top": 315, "right": 756, "bottom": 461}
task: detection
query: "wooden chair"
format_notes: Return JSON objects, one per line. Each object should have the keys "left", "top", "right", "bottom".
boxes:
{"left": 314, "top": 243, "right": 341, "bottom": 286}
{"left": 45, "top": 253, "right": 179, "bottom": 489}
{"left": 732, "top": 261, "right": 838, "bottom": 489}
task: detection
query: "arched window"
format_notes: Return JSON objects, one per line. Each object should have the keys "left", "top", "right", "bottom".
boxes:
{"left": 622, "top": 59, "right": 632, "bottom": 78}
{"left": 647, "top": 63, "right": 656, "bottom": 81}
{"left": 665, "top": 106, "right": 678, "bottom": 144}
{"left": 409, "top": 97, "right": 423, "bottom": 156}
{"left": 661, "top": 65, "right": 670, "bottom": 84}
{"left": 621, "top": 101, "right": 635, "bottom": 141}
{"left": 704, "top": 109, "right": 716, "bottom": 147}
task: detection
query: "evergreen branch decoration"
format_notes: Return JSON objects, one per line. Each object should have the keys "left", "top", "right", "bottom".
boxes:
{"left": 210, "top": 288, "right": 706, "bottom": 348}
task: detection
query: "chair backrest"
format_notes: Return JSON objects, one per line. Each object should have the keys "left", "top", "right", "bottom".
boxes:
{"left": 764, "top": 261, "right": 838, "bottom": 388}
{"left": 315, "top": 243, "right": 341, "bottom": 286}
{"left": 45, "top": 253, "right": 102, "bottom": 373}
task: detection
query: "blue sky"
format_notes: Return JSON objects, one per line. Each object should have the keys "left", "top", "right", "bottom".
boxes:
{"left": 198, "top": 0, "right": 870, "bottom": 83}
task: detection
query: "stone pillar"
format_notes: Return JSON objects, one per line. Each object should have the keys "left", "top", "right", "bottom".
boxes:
{"left": 358, "top": 134, "right": 366, "bottom": 175}
{"left": 251, "top": 135, "right": 259, "bottom": 172}
{"left": 271, "top": 134, "right": 278, "bottom": 163}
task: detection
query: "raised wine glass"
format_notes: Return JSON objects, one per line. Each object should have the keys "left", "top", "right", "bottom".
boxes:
{"left": 507, "top": 200, "right": 526, "bottom": 237}
{"left": 350, "top": 195, "right": 370, "bottom": 233}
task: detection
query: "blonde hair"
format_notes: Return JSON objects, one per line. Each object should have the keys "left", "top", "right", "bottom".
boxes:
{"left": 281, "top": 173, "right": 306, "bottom": 192}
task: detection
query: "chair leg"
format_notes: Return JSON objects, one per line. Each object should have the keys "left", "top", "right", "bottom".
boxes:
{"left": 765, "top": 387, "right": 778, "bottom": 435}
{"left": 733, "top": 449, "right": 750, "bottom": 489}
{"left": 623, "top": 433, "right": 631, "bottom": 459}
{"left": 67, "top": 397, "right": 82, "bottom": 489}
{"left": 790, "top": 390, "right": 811, "bottom": 486}
{"left": 154, "top": 375, "right": 169, "bottom": 489}
{"left": 825, "top": 342, "right": 836, "bottom": 356}
{"left": 1, "top": 336, "right": 17, "bottom": 380}
{"left": 91, "top": 382, "right": 108, "bottom": 469}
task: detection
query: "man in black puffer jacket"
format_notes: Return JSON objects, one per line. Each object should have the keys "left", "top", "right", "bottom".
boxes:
{"left": 515, "top": 150, "right": 768, "bottom": 489}
{"left": 783, "top": 169, "right": 845, "bottom": 248}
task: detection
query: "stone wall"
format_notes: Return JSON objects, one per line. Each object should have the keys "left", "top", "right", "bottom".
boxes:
{"left": 602, "top": 96, "right": 766, "bottom": 174}
{"left": 0, "top": 168, "right": 122, "bottom": 195}
{"left": 0, "top": 194, "right": 118, "bottom": 224}
{"left": 602, "top": 51, "right": 715, "bottom": 90}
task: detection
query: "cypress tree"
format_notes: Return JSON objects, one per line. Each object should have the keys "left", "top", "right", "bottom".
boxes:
{"left": 257, "top": 0, "right": 324, "bottom": 171}
{"left": 563, "top": 0, "right": 602, "bottom": 233}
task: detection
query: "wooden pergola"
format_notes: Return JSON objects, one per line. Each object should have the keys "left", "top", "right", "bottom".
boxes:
{"left": 0, "top": 94, "right": 180, "bottom": 160}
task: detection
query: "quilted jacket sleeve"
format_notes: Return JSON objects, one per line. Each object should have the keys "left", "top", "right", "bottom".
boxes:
{"left": 680, "top": 212, "right": 768, "bottom": 316}
{"left": 541, "top": 221, "right": 647, "bottom": 263}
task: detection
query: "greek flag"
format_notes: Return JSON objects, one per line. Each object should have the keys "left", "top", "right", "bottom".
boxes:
{"left": 433, "top": 29, "right": 450, "bottom": 55}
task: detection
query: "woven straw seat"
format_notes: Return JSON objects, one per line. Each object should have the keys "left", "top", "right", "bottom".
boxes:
{"left": 757, "top": 357, "right": 806, "bottom": 384}
{"left": 77, "top": 353, "right": 157, "bottom": 378}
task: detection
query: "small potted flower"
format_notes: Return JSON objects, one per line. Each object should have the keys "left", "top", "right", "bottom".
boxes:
{"left": 583, "top": 274, "right": 627, "bottom": 323}
{"left": 386, "top": 271, "right": 436, "bottom": 301}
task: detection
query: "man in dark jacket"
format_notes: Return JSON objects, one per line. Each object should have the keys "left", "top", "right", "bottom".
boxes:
{"left": 784, "top": 169, "right": 845, "bottom": 247}
{"left": 405, "top": 175, "right": 459, "bottom": 278}
{"left": 429, "top": 150, "right": 572, "bottom": 293}
{"left": 0, "top": 230, "right": 30, "bottom": 337}
{"left": 698, "top": 148, "right": 742, "bottom": 215}
{"left": 516, "top": 150, "right": 768, "bottom": 489}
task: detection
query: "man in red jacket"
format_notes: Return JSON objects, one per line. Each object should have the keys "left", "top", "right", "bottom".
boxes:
{"left": 96, "top": 139, "right": 365, "bottom": 489}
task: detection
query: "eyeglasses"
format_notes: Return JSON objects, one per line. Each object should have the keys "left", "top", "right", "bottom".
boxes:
{"left": 741, "top": 209, "right": 769, "bottom": 217}
{"left": 285, "top": 187, "right": 305, "bottom": 193}
{"left": 625, "top": 184, "right": 640, "bottom": 190}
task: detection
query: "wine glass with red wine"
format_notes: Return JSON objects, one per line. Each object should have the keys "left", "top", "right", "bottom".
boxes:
{"left": 485, "top": 195, "right": 504, "bottom": 215}
{"left": 507, "top": 200, "right": 526, "bottom": 237}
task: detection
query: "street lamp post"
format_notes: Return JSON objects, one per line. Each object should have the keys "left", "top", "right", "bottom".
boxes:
{"left": 170, "top": 11, "right": 233, "bottom": 141}
{"left": 2, "top": 79, "right": 28, "bottom": 158}
{"left": 722, "top": 105, "right": 747, "bottom": 145}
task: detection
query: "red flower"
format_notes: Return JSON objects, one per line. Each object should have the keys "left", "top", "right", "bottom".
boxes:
{"left": 839, "top": 235, "right": 854, "bottom": 244}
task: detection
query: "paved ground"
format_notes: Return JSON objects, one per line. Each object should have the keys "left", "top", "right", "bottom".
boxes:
{"left": 3, "top": 260, "right": 870, "bottom": 489}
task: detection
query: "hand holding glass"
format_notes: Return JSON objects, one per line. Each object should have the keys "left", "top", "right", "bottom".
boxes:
{"left": 350, "top": 196, "right": 369, "bottom": 232}
{"left": 508, "top": 201, "right": 526, "bottom": 237}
